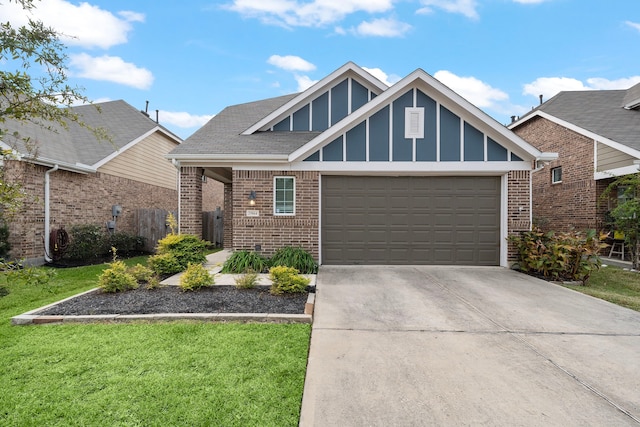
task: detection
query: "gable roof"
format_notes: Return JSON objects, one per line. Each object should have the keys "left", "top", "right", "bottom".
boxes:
{"left": 510, "top": 85, "right": 640, "bottom": 152}
{"left": 289, "top": 67, "right": 542, "bottom": 162}
{"left": 1, "top": 100, "right": 181, "bottom": 172}
{"left": 171, "top": 62, "right": 547, "bottom": 166}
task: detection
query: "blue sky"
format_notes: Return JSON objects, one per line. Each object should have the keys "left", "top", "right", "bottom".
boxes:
{"left": 3, "top": 0, "right": 640, "bottom": 139}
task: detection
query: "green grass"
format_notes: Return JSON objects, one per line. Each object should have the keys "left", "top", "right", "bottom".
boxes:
{"left": 0, "top": 257, "right": 311, "bottom": 426}
{"left": 563, "top": 265, "right": 640, "bottom": 312}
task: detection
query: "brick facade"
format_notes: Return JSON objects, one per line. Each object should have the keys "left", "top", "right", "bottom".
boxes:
{"left": 180, "top": 169, "right": 529, "bottom": 265}
{"left": 6, "top": 160, "right": 178, "bottom": 262}
{"left": 513, "top": 116, "right": 602, "bottom": 231}
{"left": 229, "top": 170, "right": 319, "bottom": 260}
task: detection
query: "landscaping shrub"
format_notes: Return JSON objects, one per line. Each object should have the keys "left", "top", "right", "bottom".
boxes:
{"left": 65, "top": 224, "right": 109, "bottom": 261}
{"left": 128, "top": 263, "right": 154, "bottom": 283}
{"left": 98, "top": 260, "right": 138, "bottom": 293}
{"left": 509, "top": 228, "right": 606, "bottom": 284}
{"left": 64, "top": 225, "right": 146, "bottom": 262}
{"left": 0, "top": 222, "right": 10, "bottom": 259}
{"left": 234, "top": 269, "right": 259, "bottom": 289}
{"left": 179, "top": 262, "right": 214, "bottom": 291}
{"left": 221, "top": 250, "right": 269, "bottom": 273}
{"left": 269, "top": 246, "right": 318, "bottom": 274}
{"left": 148, "top": 233, "right": 207, "bottom": 276}
{"left": 107, "top": 232, "right": 146, "bottom": 256}
{"left": 269, "top": 265, "right": 310, "bottom": 295}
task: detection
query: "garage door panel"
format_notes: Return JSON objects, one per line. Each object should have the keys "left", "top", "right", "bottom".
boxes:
{"left": 322, "top": 176, "right": 500, "bottom": 265}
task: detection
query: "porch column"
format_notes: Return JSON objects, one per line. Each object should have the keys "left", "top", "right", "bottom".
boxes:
{"left": 223, "top": 182, "right": 233, "bottom": 249}
{"left": 179, "top": 166, "right": 203, "bottom": 237}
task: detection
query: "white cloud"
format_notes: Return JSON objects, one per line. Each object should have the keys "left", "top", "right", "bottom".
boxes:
{"left": 434, "top": 70, "right": 508, "bottom": 108}
{"left": 268, "top": 55, "right": 316, "bottom": 72}
{"left": 70, "top": 53, "right": 154, "bottom": 90}
{"left": 158, "top": 111, "right": 214, "bottom": 129}
{"left": 417, "top": 0, "right": 479, "bottom": 20}
{"left": 1, "top": 0, "right": 143, "bottom": 49}
{"left": 353, "top": 17, "right": 412, "bottom": 37}
{"left": 226, "top": 0, "right": 394, "bottom": 27}
{"left": 362, "top": 67, "right": 400, "bottom": 86}
{"left": 523, "top": 76, "right": 640, "bottom": 100}
{"left": 294, "top": 74, "right": 318, "bottom": 91}
{"left": 626, "top": 21, "right": 640, "bottom": 32}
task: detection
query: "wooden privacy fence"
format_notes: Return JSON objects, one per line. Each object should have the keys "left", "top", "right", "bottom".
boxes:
{"left": 134, "top": 209, "right": 175, "bottom": 253}
{"left": 135, "top": 208, "right": 224, "bottom": 252}
{"left": 203, "top": 207, "right": 224, "bottom": 247}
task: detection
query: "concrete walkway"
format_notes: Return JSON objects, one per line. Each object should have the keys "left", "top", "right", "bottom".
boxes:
{"left": 299, "top": 266, "right": 640, "bottom": 426}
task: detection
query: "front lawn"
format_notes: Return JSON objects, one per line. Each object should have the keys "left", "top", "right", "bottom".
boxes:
{"left": 562, "top": 264, "right": 640, "bottom": 312}
{"left": 0, "top": 258, "right": 311, "bottom": 426}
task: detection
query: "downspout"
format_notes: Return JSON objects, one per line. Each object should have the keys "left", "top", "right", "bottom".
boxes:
{"left": 44, "top": 164, "right": 59, "bottom": 262}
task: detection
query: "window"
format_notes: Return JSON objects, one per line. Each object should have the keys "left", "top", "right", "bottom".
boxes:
{"left": 274, "top": 176, "right": 295, "bottom": 215}
{"left": 551, "top": 167, "right": 562, "bottom": 184}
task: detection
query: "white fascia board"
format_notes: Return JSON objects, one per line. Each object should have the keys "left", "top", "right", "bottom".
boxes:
{"left": 235, "top": 161, "right": 531, "bottom": 173}
{"left": 289, "top": 68, "right": 542, "bottom": 163}
{"left": 242, "top": 62, "right": 389, "bottom": 136}
{"left": 167, "top": 154, "right": 289, "bottom": 166}
{"left": 512, "top": 110, "right": 640, "bottom": 159}
{"left": 29, "top": 156, "right": 96, "bottom": 174}
{"left": 92, "top": 127, "right": 178, "bottom": 169}
{"left": 594, "top": 165, "right": 640, "bottom": 181}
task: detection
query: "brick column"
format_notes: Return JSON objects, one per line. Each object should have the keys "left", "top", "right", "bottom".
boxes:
{"left": 223, "top": 182, "right": 233, "bottom": 249}
{"left": 507, "top": 170, "right": 531, "bottom": 261}
{"left": 179, "top": 167, "right": 203, "bottom": 237}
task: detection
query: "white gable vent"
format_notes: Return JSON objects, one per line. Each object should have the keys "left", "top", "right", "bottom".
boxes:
{"left": 405, "top": 107, "right": 424, "bottom": 139}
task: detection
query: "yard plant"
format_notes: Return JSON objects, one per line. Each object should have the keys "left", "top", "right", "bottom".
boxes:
{"left": 270, "top": 246, "right": 318, "bottom": 274}
{"left": 269, "top": 265, "right": 310, "bottom": 295}
{"left": 221, "top": 250, "right": 269, "bottom": 273}
{"left": 0, "top": 256, "right": 311, "bottom": 426}
{"left": 509, "top": 228, "right": 606, "bottom": 284}
{"left": 179, "top": 262, "right": 214, "bottom": 291}
{"left": 148, "top": 233, "right": 208, "bottom": 276}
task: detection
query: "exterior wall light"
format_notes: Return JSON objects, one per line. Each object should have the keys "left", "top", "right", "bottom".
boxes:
{"left": 248, "top": 190, "right": 257, "bottom": 206}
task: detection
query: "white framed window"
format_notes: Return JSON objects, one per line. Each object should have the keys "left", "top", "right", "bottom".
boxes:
{"left": 551, "top": 166, "right": 562, "bottom": 184}
{"left": 274, "top": 176, "right": 295, "bottom": 215}
{"left": 405, "top": 107, "right": 424, "bottom": 139}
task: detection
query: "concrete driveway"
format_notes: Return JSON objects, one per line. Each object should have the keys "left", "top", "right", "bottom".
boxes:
{"left": 299, "top": 266, "right": 640, "bottom": 426}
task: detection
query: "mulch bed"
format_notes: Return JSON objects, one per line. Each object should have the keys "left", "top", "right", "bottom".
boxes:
{"left": 38, "top": 286, "right": 309, "bottom": 316}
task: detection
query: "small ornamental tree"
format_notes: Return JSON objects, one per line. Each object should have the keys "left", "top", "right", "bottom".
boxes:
{"left": 601, "top": 173, "right": 640, "bottom": 269}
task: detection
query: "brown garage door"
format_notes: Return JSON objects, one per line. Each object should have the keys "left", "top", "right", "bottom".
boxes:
{"left": 321, "top": 176, "right": 500, "bottom": 265}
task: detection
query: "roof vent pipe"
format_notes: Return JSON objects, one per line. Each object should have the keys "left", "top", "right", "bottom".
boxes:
{"left": 155, "top": 109, "right": 159, "bottom": 123}
{"left": 510, "top": 115, "right": 516, "bottom": 123}
{"left": 539, "top": 94, "right": 543, "bottom": 105}
{"left": 140, "top": 100, "right": 150, "bottom": 117}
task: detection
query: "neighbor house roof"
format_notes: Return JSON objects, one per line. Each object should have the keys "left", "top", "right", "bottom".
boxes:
{"left": 511, "top": 83, "right": 640, "bottom": 151}
{"left": 1, "top": 100, "right": 181, "bottom": 172}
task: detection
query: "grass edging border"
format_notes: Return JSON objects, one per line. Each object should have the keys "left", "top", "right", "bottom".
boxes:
{"left": 11, "top": 288, "right": 315, "bottom": 326}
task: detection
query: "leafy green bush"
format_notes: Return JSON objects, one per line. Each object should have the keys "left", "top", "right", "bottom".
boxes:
{"left": 509, "top": 228, "right": 606, "bottom": 284}
{"left": 108, "top": 232, "right": 145, "bottom": 256}
{"left": 269, "top": 265, "right": 310, "bottom": 295}
{"left": 221, "top": 250, "right": 269, "bottom": 273}
{"left": 0, "top": 222, "right": 10, "bottom": 259}
{"left": 98, "top": 260, "right": 138, "bottom": 293}
{"left": 179, "top": 263, "right": 214, "bottom": 291}
{"left": 234, "top": 269, "right": 259, "bottom": 289}
{"left": 269, "top": 246, "right": 317, "bottom": 274}
{"left": 149, "top": 233, "right": 207, "bottom": 276}
{"left": 65, "top": 224, "right": 109, "bottom": 261}
{"left": 128, "top": 263, "right": 154, "bottom": 282}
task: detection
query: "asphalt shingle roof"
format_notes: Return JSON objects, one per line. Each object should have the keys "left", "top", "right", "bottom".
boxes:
{"left": 170, "top": 93, "right": 320, "bottom": 157}
{"left": 1, "top": 100, "right": 177, "bottom": 166}
{"left": 530, "top": 86, "right": 640, "bottom": 150}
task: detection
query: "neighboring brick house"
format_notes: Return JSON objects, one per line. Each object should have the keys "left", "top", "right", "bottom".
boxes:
{"left": 509, "top": 82, "right": 640, "bottom": 232}
{"left": 169, "top": 62, "right": 553, "bottom": 267}
{"left": 1, "top": 100, "right": 196, "bottom": 264}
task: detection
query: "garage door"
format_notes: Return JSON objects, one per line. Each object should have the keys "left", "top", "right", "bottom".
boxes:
{"left": 321, "top": 176, "right": 500, "bottom": 265}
